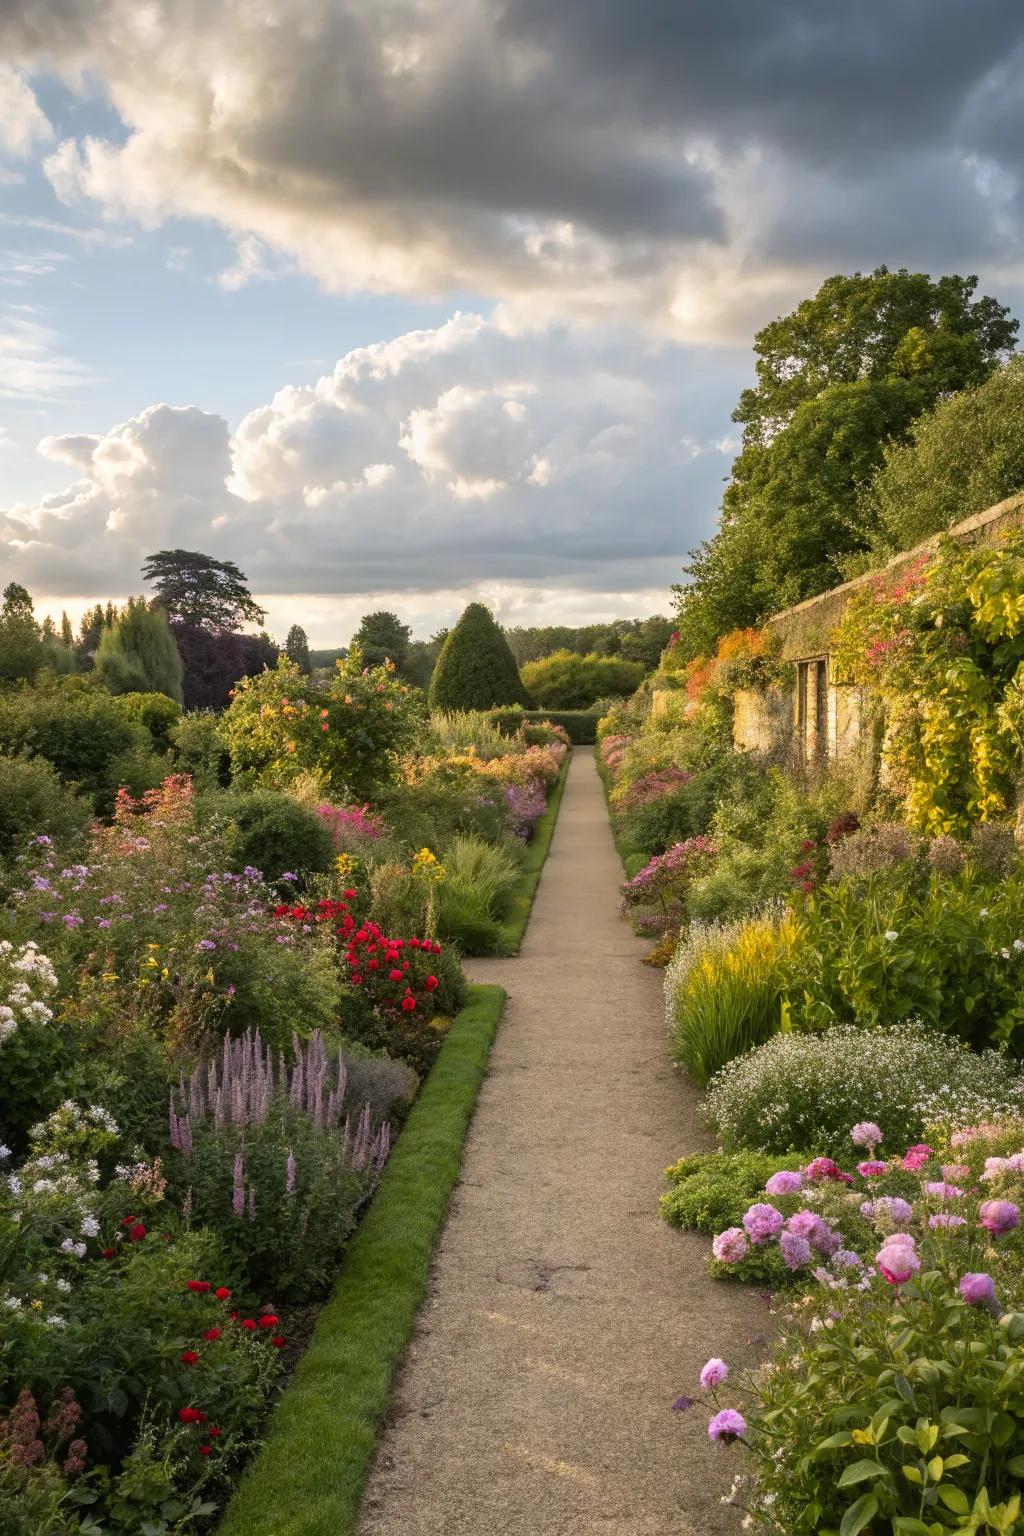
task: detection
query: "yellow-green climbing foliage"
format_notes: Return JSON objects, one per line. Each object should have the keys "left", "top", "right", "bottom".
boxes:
{"left": 832, "top": 535, "right": 1024, "bottom": 834}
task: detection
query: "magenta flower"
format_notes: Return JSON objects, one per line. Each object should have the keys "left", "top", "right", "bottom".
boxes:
{"left": 901, "top": 1144, "right": 933, "bottom": 1171}
{"left": 708, "top": 1409, "right": 746, "bottom": 1443}
{"left": 857, "top": 1160, "right": 887, "bottom": 1178}
{"left": 804, "top": 1157, "right": 842, "bottom": 1183}
{"left": 786, "top": 1209, "right": 824, "bottom": 1243}
{"left": 711, "top": 1227, "right": 748, "bottom": 1265}
{"left": 699, "top": 1358, "right": 729, "bottom": 1390}
{"left": 959, "top": 1272, "right": 997, "bottom": 1308}
{"left": 742, "top": 1203, "right": 784, "bottom": 1245}
{"left": 979, "top": 1200, "right": 1020, "bottom": 1236}
{"left": 765, "top": 1171, "right": 804, "bottom": 1196}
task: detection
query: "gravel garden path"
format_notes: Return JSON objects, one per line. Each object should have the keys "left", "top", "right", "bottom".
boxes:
{"left": 357, "top": 748, "right": 762, "bottom": 1536}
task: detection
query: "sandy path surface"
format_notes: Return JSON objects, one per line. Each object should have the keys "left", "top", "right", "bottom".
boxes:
{"left": 357, "top": 748, "right": 762, "bottom": 1535}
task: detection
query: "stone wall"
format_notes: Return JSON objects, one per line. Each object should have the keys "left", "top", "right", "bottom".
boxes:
{"left": 732, "top": 491, "right": 1024, "bottom": 760}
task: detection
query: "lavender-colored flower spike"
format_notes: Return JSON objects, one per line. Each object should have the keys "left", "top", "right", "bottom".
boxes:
{"left": 286, "top": 1149, "right": 296, "bottom": 1195}
{"left": 232, "top": 1150, "right": 245, "bottom": 1216}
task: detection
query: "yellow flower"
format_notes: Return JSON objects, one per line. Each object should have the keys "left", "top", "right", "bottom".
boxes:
{"left": 851, "top": 1427, "right": 874, "bottom": 1445}
{"left": 160, "top": 967, "right": 170, "bottom": 980}
{"left": 101, "top": 972, "right": 119, "bottom": 983}
{"left": 335, "top": 853, "right": 355, "bottom": 878}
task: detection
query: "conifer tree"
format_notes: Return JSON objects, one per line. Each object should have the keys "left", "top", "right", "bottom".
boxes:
{"left": 428, "top": 603, "right": 531, "bottom": 710}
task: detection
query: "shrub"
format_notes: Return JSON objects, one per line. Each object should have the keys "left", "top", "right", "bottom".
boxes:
{"left": 428, "top": 603, "right": 531, "bottom": 710}
{"left": 666, "top": 914, "right": 796, "bottom": 1086}
{"left": 0, "top": 679, "right": 149, "bottom": 808}
{"left": 705, "top": 1021, "right": 1024, "bottom": 1154}
{"left": 168, "top": 1030, "right": 393, "bottom": 1301}
{"left": 0, "top": 756, "right": 92, "bottom": 868}
{"left": 115, "top": 690, "right": 183, "bottom": 752}
{"left": 170, "top": 709, "right": 231, "bottom": 790}
{"left": 0, "top": 939, "right": 69, "bottom": 1149}
{"left": 377, "top": 772, "right": 507, "bottom": 853}
{"left": 93, "top": 599, "right": 184, "bottom": 704}
{"left": 208, "top": 789, "right": 335, "bottom": 881}
{"left": 222, "top": 652, "right": 423, "bottom": 800}
{"left": 520, "top": 649, "right": 644, "bottom": 709}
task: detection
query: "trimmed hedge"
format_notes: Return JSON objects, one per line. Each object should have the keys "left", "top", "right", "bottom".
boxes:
{"left": 218, "top": 984, "right": 506, "bottom": 1536}
{"left": 489, "top": 707, "right": 601, "bottom": 744}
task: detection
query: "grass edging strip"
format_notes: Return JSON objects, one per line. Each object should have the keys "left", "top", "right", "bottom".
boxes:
{"left": 218, "top": 983, "right": 507, "bottom": 1536}
{"left": 495, "top": 753, "right": 570, "bottom": 952}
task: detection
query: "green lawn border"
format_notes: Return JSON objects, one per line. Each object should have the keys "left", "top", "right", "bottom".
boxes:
{"left": 493, "top": 752, "right": 570, "bottom": 952}
{"left": 218, "top": 982, "right": 506, "bottom": 1536}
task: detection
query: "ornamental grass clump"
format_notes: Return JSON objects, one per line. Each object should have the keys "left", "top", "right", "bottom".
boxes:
{"left": 169, "top": 1028, "right": 392, "bottom": 1301}
{"left": 706, "top": 1021, "right": 1024, "bottom": 1155}
{"left": 665, "top": 912, "right": 796, "bottom": 1086}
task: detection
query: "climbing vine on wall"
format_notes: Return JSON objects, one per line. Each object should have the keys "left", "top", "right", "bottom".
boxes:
{"left": 832, "top": 535, "right": 1024, "bottom": 834}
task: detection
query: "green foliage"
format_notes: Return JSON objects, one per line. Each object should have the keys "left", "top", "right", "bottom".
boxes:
{"left": 428, "top": 603, "right": 531, "bottom": 711}
{"left": 0, "top": 677, "right": 151, "bottom": 808}
{"left": 0, "top": 583, "right": 45, "bottom": 684}
{"left": 660, "top": 1149, "right": 797, "bottom": 1234}
{"left": 434, "top": 835, "right": 522, "bottom": 951}
{"left": 864, "top": 355, "right": 1024, "bottom": 557}
{"left": 488, "top": 707, "right": 601, "bottom": 744}
{"left": 705, "top": 1020, "right": 1024, "bottom": 1155}
{"left": 222, "top": 652, "right": 424, "bottom": 801}
{"left": 93, "top": 598, "right": 184, "bottom": 703}
{"left": 114, "top": 690, "right": 182, "bottom": 752}
{"left": 351, "top": 610, "right": 411, "bottom": 673}
{"left": 284, "top": 624, "right": 312, "bottom": 674}
{"left": 520, "top": 649, "right": 644, "bottom": 709}
{"left": 170, "top": 710, "right": 230, "bottom": 790}
{"left": 376, "top": 773, "right": 507, "bottom": 855}
{"left": 206, "top": 788, "right": 335, "bottom": 881}
{"left": 141, "top": 548, "right": 266, "bottom": 630}
{"left": 746, "top": 1276, "right": 1024, "bottom": 1535}
{"left": 673, "top": 267, "right": 1018, "bottom": 658}
{"left": 504, "top": 616, "right": 674, "bottom": 669}
{"left": 0, "top": 755, "right": 92, "bottom": 867}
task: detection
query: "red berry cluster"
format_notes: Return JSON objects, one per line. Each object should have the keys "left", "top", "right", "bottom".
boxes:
{"left": 176, "top": 1284, "right": 285, "bottom": 1457}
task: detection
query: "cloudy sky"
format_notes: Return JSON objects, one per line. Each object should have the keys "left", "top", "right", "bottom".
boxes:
{"left": 1, "top": 1, "right": 1023, "bottom": 643}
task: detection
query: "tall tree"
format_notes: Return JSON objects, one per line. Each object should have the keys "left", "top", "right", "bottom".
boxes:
{"left": 142, "top": 550, "right": 266, "bottom": 631}
{"left": 429, "top": 604, "right": 530, "bottom": 710}
{"left": 60, "top": 611, "right": 74, "bottom": 650}
{"left": 0, "top": 583, "right": 44, "bottom": 683}
{"left": 351, "top": 610, "right": 412, "bottom": 673}
{"left": 172, "top": 624, "right": 278, "bottom": 710}
{"left": 284, "top": 624, "right": 312, "bottom": 674}
{"left": 94, "top": 598, "right": 184, "bottom": 703}
{"left": 674, "top": 267, "right": 1018, "bottom": 658}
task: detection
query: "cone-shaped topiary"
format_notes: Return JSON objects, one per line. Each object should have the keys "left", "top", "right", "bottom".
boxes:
{"left": 428, "top": 603, "right": 531, "bottom": 710}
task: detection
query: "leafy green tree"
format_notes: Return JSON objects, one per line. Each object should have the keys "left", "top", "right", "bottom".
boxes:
{"left": 142, "top": 549, "right": 266, "bottom": 630}
{"left": 60, "top": 611, "right": 74, "bottom": 650}
{"left": 615, "top": 616, "right": 676, "bottom": 670}
{"left": 675, "top": 268, "right": 1018, "bottom": 657}
{"left": 285, "top": 623, "right": 312, "bottom": 674}
{"left": 521, "top": 649, "right": 644, "bottom": 708}
{"left": 429, "top": 604, "right": 531, "bottom": 710}
{"left": 351, "top": 610, "right": 411, "bottom": 673}
{"left": 77, "top": 601, "right": 117, "bottom": 669}
{"left": 862, "top": 356, "right": 1024, "bottom": 558}
{"left": 94, "top": 598, "right": 185, "bottom": 703}
{"left": 405, "top": 634, "right": 445, "bottom": 689}
{"left": 0, "top": 582, "right": 44, "bottom": 683}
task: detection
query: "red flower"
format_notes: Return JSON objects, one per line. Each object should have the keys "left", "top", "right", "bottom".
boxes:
{"left": 258, "top": 1314, "right": 279, "bottom": 1329}
{"left": 178, "top": 1407, "right": 206, "bottom": 1424}
{"left": 199, "top": 1444, "right": 212, "bottom": 1456}
{"left": 388, "top": 968, "right": 403, "bottom": 982}
{"left": 101, "top": 1248, "right": 115, "bottom": 1260}
{"left": 240, "top": 1318, "right": 257, "bottom": 1331}
{"left": 215, "top": 1286, "right": 231, "bottom": 1301}
{"left": 121, "top": 1214, "right": 140, "bottom": 1226}
{"left": 424, "top": 976, "right": 439, "bottom": 991}
{"left": 128, "top": 1223, "right": 147, "bottom": 1242}
{"left": 203, "top": 1327, "right": 221, "bottom": 1342}
{"left": 800, "top": 881, "right": 815, "bottom": 894}
{"left": 401, "top": 996, "right": 417, "bottom": 1012}
{"left": 210, "top": 1426, "right": 222, "bottom": 1438}
{"left": 229, "top": 1310, "right": 239, "bottom": 1319}
{"left": 800, "top": 839, "right": 817, "bottom": 853}
{"left": 272, "top": 1336, "right": 286, "bottom": 1348}
{"left": 351, "top": 974, "right": 364, "bottom": 985}
{"left": 186, "top": 1280, "right": 211, "bottom": 1293}
{"left": 180, "top": 1351, "right": 200, "bottom": 1366}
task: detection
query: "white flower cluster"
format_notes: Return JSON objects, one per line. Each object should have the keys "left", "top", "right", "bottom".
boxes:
{"left": 0, "top": 939, "right": 59, "bottom": 1043}
{"left": 706, "top": 1020, "right": 1024, "bottom": 1154}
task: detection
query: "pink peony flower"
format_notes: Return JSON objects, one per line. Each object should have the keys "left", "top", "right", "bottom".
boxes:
{"left": 857, "top": 1160, "right": 887, "bottom": 1178}
{"left": 924, "top": 1181, "right": 965, "bottom": 1201}
{"left": 979, "top": 1200, "right": 1020, "bottom": 1236}
{"left": 765, "top": 1171, "right": 804, "bottom": 1196}
{"left": 708, "top": 1409, "right": 746, "bottom": 1443}
{"left": 711, "top": 1227, "right": 748, "bottom": 1265}
{"left": 876, "top": 1236, "right": 920, "bottom": 1285}
{"left": 742, "top": 1203, "right": 784, "bottom": 1245}
{"left": 780, "top": 1230, "right": 812, "bottom": 1270}
{"left": 928, "top": 1212, "right": 967, "bottom": 1230}
{"left": 699, "top": 1358, "right": 729, "bottom": 1389}
{"left": 786, "top": 1210, "right": 824, "bottom": 1243}
{"left": 850, "top": 1121, "right": 883, "bottom": 1150}
{"left": 959, "top": 1272, "right": 997, "bottom": 1308}
{"left": 901, "top": 1143, "right": 933, "bottom": 1171}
